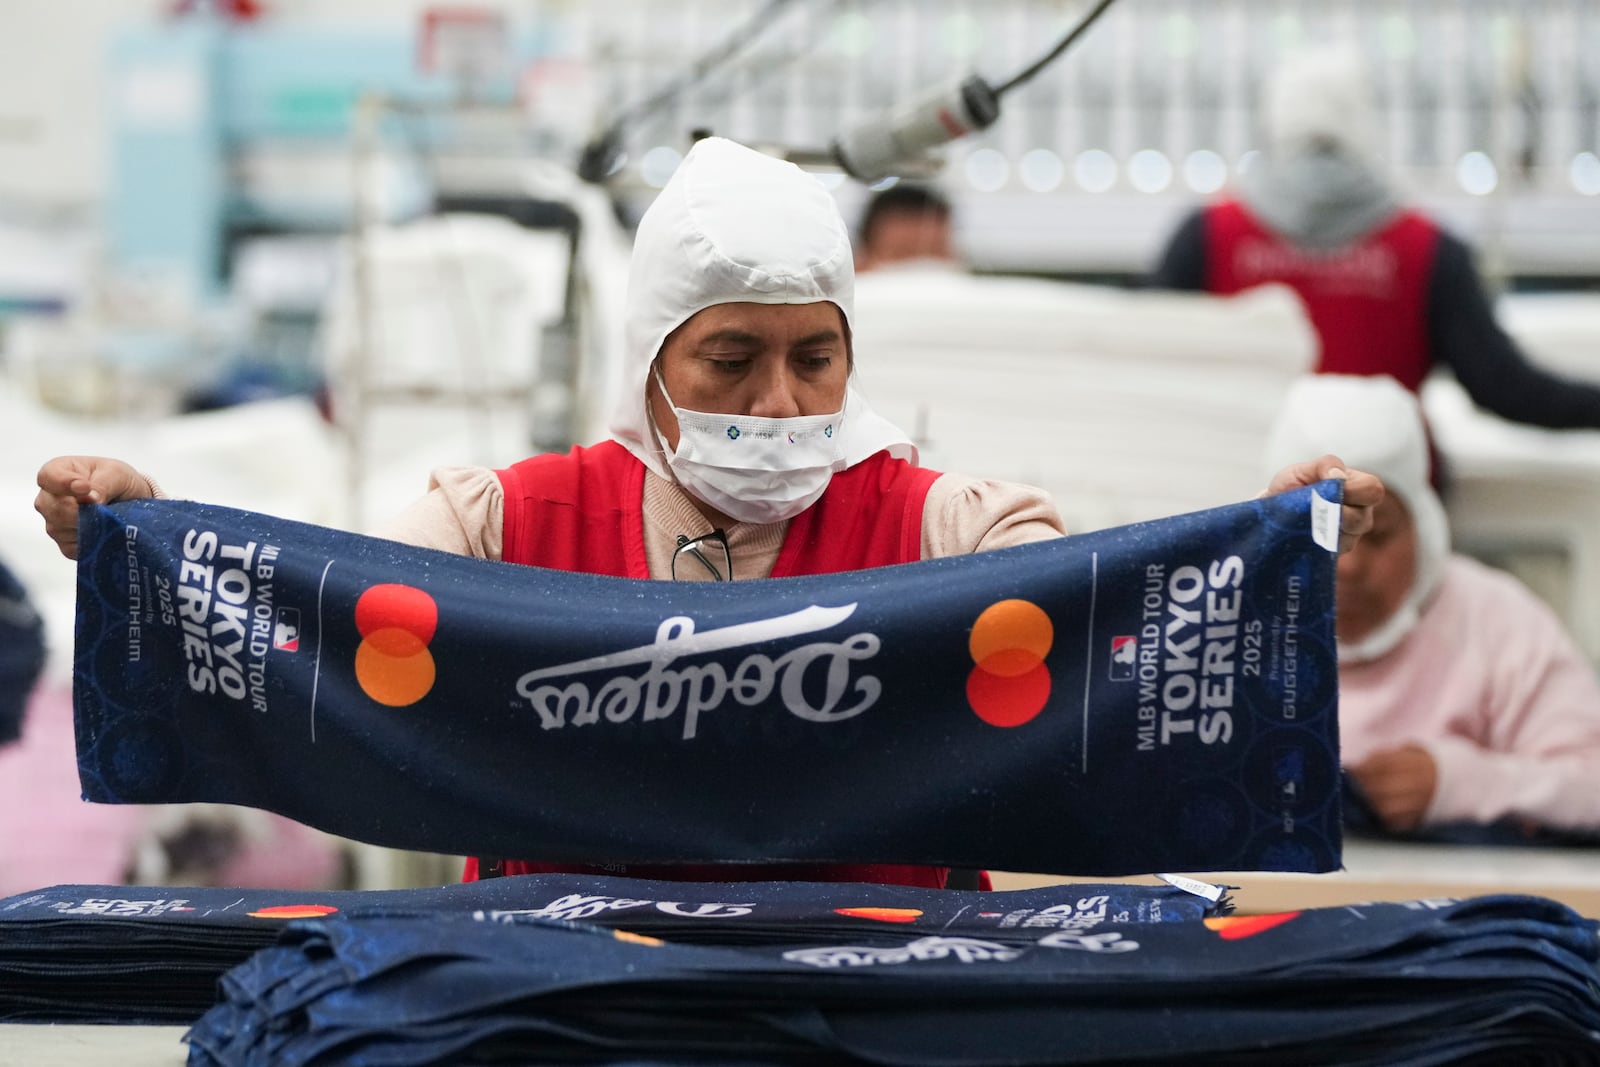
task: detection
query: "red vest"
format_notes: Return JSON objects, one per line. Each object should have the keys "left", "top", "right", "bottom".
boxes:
{"left": 1203, "top": 199, "right": 1439, "bottom": 391}
{"left": 467, "top": 440, "right": 954, "bottom": 888}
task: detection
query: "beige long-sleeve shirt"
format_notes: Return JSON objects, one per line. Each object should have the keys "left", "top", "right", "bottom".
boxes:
{"left": 378, "top": 463, "right": 1066, "bottom": 579}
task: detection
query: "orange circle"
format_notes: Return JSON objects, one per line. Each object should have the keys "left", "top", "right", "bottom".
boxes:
{"left": 356, "top": 640, "right": 437, "bottom": 706}
{"left": 968, "top": 599, "right": 1053, "bottom": 667}
{"left": 356, "top": 584, "right": 437, "bottom": 644}
{"left": 1204, "top": 912, "right": 1301, "bottom": 940}
{"left": 248, "top": 904, "right": 339, "bottom": 920}
{"left": 834, "top": 907, "right": 925, "bottom": 923}
{"left": 612, "top": 930, "right": 665, "bottom": 947}
{"left": 966, "top": 661, "right": 1051, "bottom": 727}
{"left": 977, "top": 647, "right": 1045, "bottom": 679}
{"left": 364, "top": 625, "right": 428, "bottom": 659}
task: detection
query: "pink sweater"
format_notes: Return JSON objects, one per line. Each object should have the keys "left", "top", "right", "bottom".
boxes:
{"left": 1340, "top": 555, "right": 1600, "bottom": 831}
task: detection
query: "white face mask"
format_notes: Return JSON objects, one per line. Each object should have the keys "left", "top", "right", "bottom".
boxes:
{"left": 655, "top": 372, "right": 845, "bottom": 525}
{"left": 1336, "top": 600, "right": 1420, "bottom": 665}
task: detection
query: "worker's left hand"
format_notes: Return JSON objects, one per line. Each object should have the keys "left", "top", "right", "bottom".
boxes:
{"left": 1263, "top": 453, "right": 1384, "bottom": 553}
{"left": 1347, "top": 744, "right": 1438, "bottom": 832}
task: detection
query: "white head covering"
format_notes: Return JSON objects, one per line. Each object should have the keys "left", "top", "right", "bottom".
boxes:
{"left": 1263, "top": 45, "right": 1382, "bottom": 165}
{"left": 1263, "top": 374, "right": 1450, "bottom": 663}
{"left": 1241, "top": 46, "right": 1398, "bottom": 249}
{"left": 609, "top": 136, "right": 915, "bottom": 479}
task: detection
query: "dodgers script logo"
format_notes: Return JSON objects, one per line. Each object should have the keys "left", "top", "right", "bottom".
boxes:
{"left": 515, "top": 604, "right": 880, "bottom": 740}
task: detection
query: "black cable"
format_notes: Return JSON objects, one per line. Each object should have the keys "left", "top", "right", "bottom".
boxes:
{"left": 612, "top": 0, "right": 796, "bottom": 130}
{"left": 579, "top": 0, "right": 798, "bottom": 180}
{"left": 992, "top": 0, "right": 1122, "bottom": 97}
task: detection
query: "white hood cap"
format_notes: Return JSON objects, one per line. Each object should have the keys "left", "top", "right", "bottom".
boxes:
{"left": 609, "top": 136, "right": 915, "bottom": 478}
{"left": 1263, "top": 46, "right": 1383, "bottom": 165}
{"left": 1263, "top": 374, "right": 1450, "bottom": 663}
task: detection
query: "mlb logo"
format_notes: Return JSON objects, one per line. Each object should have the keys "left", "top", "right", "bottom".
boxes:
{"left": 1108, "top": 636, "right": 1136, "bottom": 680}
{"left": 273, "top": 608, "right": 301, "bottom": 652}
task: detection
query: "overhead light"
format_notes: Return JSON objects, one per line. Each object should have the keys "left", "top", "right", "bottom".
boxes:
{"left": 639, "top": 146, "right": 683, "bottom": 188}
{"left": 1572, "top": 152, "right": 1600, "bottom": 196}
{"left": 1183, "top": 149, "right": 1227, "bottom": 193}
{"left": 1129, "top": 149, "right": 1173, "bottom": 193}
{"left": 1020, "top": 148, "right": 1065, "bottom": 192}
{"left": 1074, "top": 149, "right": 1118, "bottom": 193}
{"left": 1456, "top": 150, "right": 1498, "bottom": 196}
{"left": 963, "top": 148, "right": 1010, "bottom": 192}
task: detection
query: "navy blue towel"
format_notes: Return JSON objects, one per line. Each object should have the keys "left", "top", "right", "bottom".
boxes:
{"left": 73, "top": 482, "right": 1342, "bottom": 875}
{"left": 181, "top": 893, "right": 1600, "bottom": 1066}
{"left": 0, "top": 873, "right": 1229, "bottom": 1024}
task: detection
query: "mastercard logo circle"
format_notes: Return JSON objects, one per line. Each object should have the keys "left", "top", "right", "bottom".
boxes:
{"left": 967, "top": 599, "right": 1053, "bottom": 727}
{"left": 356, "top": 584, "right": 437, "bottom": 643}
{"left": 248, "top": 904, "right": 339, "bottom": 920}
{"left": 834, "top": 907, "right": 924, "bottom": 924}
{"left": 1203, "top": 911, "right": 1301, "bottom": 940}
{"left": 612, "top": 929, "right": 665, "bottom": 947}
{"left": 355, "top": 584, "right": 438, "bottom": 706}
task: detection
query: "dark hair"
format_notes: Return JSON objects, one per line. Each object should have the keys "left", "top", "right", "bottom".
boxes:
{"left": 858, "top": 183, "right": 952, "bottom": 249}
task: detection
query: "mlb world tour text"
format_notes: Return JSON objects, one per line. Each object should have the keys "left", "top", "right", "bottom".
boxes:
{"left": 169, "top": 527, "right": 283, "bottom": 710}
{"left": 1136, "top": 555, "right": 1259, "bottom": 751}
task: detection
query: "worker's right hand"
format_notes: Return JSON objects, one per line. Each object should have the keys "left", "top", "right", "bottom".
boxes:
{"left": 1347, "top": 743, "right": 1438, "bottom": 833}
{"left": 35, "top": 456, "right": 156, "bottom": 560}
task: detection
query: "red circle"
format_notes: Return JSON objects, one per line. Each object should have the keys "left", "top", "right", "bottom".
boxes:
{"left": 356, "top": 584, "right": 437, "bottom": 643}
{"left": 966, "top": 662, "right": 1051, "bottom": 727}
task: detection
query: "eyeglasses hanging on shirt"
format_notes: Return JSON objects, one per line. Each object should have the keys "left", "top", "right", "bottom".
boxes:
{"left": 671, "top": 529, "right": 733, "bottom": 582}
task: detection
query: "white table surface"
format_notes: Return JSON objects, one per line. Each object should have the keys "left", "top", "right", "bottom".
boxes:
{"left": 992, "top": 836, "right": 1600, "bottom": 916}
{"left": 0, "top": 1023, "right": 188, "bottom": 1066}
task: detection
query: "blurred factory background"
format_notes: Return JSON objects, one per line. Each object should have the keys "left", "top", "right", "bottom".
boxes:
{"left": 0, "top": 0, "right": 1595, "bottom": 402}
{"left": 1, "top": 0, "right": 1598, "bottom": 890}
{"left": 2, "top": 1, "right": 1596, "bottom": 385}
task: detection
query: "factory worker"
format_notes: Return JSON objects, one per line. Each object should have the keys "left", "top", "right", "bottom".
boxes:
{"left": 36, "top": 137, "right": 1381, "bottom": 886}
{"left": 1150, "top": 46, "right": 1600, "bottom": 432}
{"left": 855, "top": 182, "right": 960, "bottom": 273}
{"left": 1267, "top": 374, "right": 1600, "bottom": 836}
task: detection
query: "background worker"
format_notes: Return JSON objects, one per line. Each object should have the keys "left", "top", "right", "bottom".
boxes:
{"left": 855, "top": 182, "right": 961, "bottom": 273}
{"left": 1149, "top": 46, "right": 1600, "bottom": 432}
{"left": 1267, "top": 373, "right": 1600, "bottom": 837}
